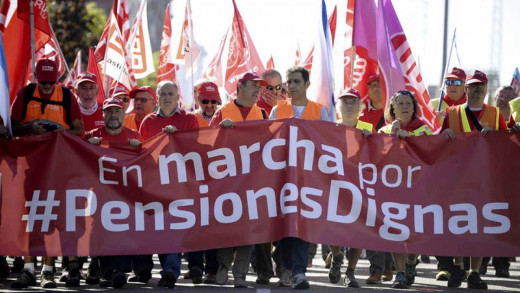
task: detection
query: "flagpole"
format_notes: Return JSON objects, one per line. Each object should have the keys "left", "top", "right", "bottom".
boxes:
{"left": 187, "top": 0, "right": 195, "bottom": 104}
{"left": 30, "top": 0, "right": 36, "bottom": 83}
{"left": 437, "top": 28, "right": 456, "bottom": 112}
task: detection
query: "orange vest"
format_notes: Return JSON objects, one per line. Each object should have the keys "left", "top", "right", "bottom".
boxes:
{"left": 194, "top": 112, "right": 209, "bottom": 127}
{"left": 123, "top": 113, "right": 138, "bottom": 131}
{"left": 447, "top": 104, "right": 499, "bottom": 133}
{"left": 21, "top": 85, "right": 69, "bottom": 129}
{"left": 275, "top": 100, "right": 322, "bottom": 120}
{"left": 221, "top": 102, "right": 263, "bottom": 122}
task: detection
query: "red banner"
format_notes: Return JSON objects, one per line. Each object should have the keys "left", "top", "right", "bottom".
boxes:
{"left": 1, "top": 119, "right": 519, "bottom": 257}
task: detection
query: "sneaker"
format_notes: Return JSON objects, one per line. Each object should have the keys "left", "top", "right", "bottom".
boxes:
{"left": 277, "top": 267, "right": 291, "bottom": 287}
{"left": 383, "top": 268, "right": 393, "bottom": 281}
{"left": 392, "top": 271, "right": 409, "bottom": 289}
{"left": 420, "top": 255, "right": 430, "bottom": 263}
{"left": 234, "top": 277, "right": 248, "bottom": 288}
{"left": 0, "top": 257, "right": 10, "bottom": 278}
{"left": 203, "top": 273, "right": 216, "bottom": 284}
{"left": 467, "top": 271, "right": 487, "bottom": 289}
{"left": 40, "top": 270, "right": 57, "bottom": 289}
{"left": 59, "top": 269, "right": 69, "bottom": 282}
{"left": 215, "top": 265, "right": 229, "bottom": 285}
{"left": 65, "top": 261, "right": 81, "bottom": 287}
{"left": 328, "top": 253, "right": 343, "bottom": 283}
{"left": 366, "top": 272, "right": 382, "bottom": 284}
{"left": 448, "top": 266, "right": 465, "bottom": 288}
{"left": 404, "top": 263, "right": 416, "bottom": 286}
{"left": 189, "top": 267, "right": 203, "bottom": 284}
{"left": 158, "top": 270, "right": 177, "bottom": 288}
{"left": 86, "top": 261, "right": 101, "bottom": 285}
{"left": 11, "top": 269, "right": 37, "bottom": 289}
{"left": 495, "top": 266, "right": 510, "bottom": 278}
{"left": 112, "top": 270, "right": 127, "bottom": 289}
{"left": 344, "top": 269, "right": 360, "bottom": 288}
{"left": 128, "top": 270, "right": 152, "bottom": 283}
{"left": 11, "top": 257, "right": 24, "bottom": 274}
{"left": 436, "top": 270, "right": 450, "bottom": 281}
{"left": 292, "top": 273, "right": 310, "bottom": 290}
{"left": 256, "top": 274, "right": 270, "bottom": 285}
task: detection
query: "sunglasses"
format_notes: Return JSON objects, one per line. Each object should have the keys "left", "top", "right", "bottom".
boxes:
{"left": 266, "top": 84, "right": 282, "bottom": 91}
{"left": 445, "top": 80, "right": 463, "bottom": 86}
{"left": 38, "top": 81, "right": 56, "bottom": 86}
{"left": 121, "top": 97, "right": 129, "bottom": 103}
{"left": 201, "top": 99, "right": 219, "bottom": 105}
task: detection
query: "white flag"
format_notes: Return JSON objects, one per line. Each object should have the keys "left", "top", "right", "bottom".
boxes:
{"left": 128, "top": 0, "right": 154, "bottom": 79}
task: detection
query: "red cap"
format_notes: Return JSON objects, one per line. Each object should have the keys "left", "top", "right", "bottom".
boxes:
{"left": 238, "top": 72, "right": 268, "bottom": 86}
{"left": 337, "top": 88, "right": 361, "bottom": 101}
{"left": 366, "top": 74, "right": 379, "bottom": 84}
{"left": 466, "top": 70, "right": 488, "bottom": 85}
{"left": 108, "top": 86, "right": 129, "bottom": 98}
{"left": 102, "top": 97, "right": 125, "bottom": 109}
{"left": 130, "top": 86, "right": 156, "bottom": 101}
{"left": 76, "top": 72, "right": 97, "bottom": 86}
{"left": 197, "top": 81, "right": 221, "bottom": 102}
{"left": 35, "top": 59, "right": 58, "bottom": 82}
{"left": 445, "top": 67, "right": 466, "bottom": 80}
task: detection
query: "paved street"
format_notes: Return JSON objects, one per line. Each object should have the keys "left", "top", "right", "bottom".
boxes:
{"left": 0, "top": 251, "right": 519, "bottom": 292}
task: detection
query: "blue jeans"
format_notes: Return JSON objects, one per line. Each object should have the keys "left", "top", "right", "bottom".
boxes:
{"left": 281, "top": 237, "right": 309, "bottom": 276}
{"left": 158, "top": 253, "right": 181, "bottom": 278}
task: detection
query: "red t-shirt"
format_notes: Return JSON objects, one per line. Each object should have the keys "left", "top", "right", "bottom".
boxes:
{"left": 11, "top": 85, "right": 82, "bottom": 124}
{"left": 85, "top": 126, "right": 143, "bottom": 142}
{"left": 81, "top": 105, "right": 104, "bottom": 132}
{"left": 441, "top": 108, "right": 507, "bottom": 131}
{"left": 139, "top": 109, "right": 199, "bottom": 140}
{"left": 359, "top": 99, "right": 385, "bottom": 131}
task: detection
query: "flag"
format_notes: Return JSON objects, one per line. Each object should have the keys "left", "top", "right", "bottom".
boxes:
{"left": 0, "top": 37, "right": 11, "bottom": 135}
{"left": 223, "top": 0, "right": 265, "bottom": 97}
{"left": 168, "top": 0, "right": 200, "bottom": 74}
{"left": 299, "top": 11, "right": 336, "bottom": 78}
{"left": 307, "top": 0, "right": 335, "bottom": 122}
{"left": 157, "top": 4, "right": 179, "bottom": 84}
{"left": 266, "top": 55, "right": 275, "bottom": 69}
{"left": 376, "top": 0, "right": 440, "bottom": 132}
{"left": 87, "top": 47, "right": 106, "bottom": 103}
{"left": 128, "top": 0, "right": 154, "bottom": 79}
{"left": 511, "top": 68, "right": 520, "bottom": 96}
{"left": 63, "top": 50, "right": 82, "bottom": 89}
{"left": 295, "top": 42, "right": 302, "bottom": 66}
{"left": 115, "top": 0, "right": 130, "bottom": 44}
{"left": 201, "top": 28, "right": 227, "bottom": 87}
{"left": 329, "top": 5, "right": 337, "bottom": 47}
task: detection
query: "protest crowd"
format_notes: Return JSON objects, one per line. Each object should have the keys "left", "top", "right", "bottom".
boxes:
{"left": 1, "top": 0, "right": 520, "bottom": 291}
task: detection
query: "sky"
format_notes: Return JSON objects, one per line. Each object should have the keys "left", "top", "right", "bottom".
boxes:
{"left": 164, "top": 0, "right": 520, "bottom": 100}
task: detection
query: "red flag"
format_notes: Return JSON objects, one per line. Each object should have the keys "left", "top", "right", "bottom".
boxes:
{"left": 329, "top": 5, "right": 337, "bottom": 47}
{"left": 201, "top": 28, "right": 227, "bottom": 87}
{"left": 157, "top": 4, "right": 178, "bottom": 84}
{"left": 224, "top": 0, "right": 265, "bottom": 97}
{"left": 295, "top": 42, "right": 302, "bottom": 66}
{"left": 63, "top": 50, "right": 82, "bottom": 89}
{"left": 266, "top": 55, "right": 275, "bottom": 69}
{"left": 114, "top": 0, "right": 130, "bottom": 44}
{"left": 87, "top": 47, "right": 106, "bottom": 103}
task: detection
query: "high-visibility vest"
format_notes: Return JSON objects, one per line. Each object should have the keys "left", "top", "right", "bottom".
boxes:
{"left": 194, "top": 112, "right": 209, "bottom": 127}
{"left": 123, "top": 113, "right": 138, "bottom": 131}
{"left": 21, "top": 84, "right": 70, "bottom": 129}
{"left": 510, "top": 97, "right": 520, "bottom": 123}
{"left": 379, "top": 123, "right": 432, "bottom": 136}
{"left": 355, "top": 120, "right": 374, "bottom": 132}
{"left": 275, "top": 100, "right": 321, "bottom": 120}
{"left": 447, "top": 104, "right": 499, "bottom": 133}
{"left": 221, "top": 102, "right": 263, "bottom": 122}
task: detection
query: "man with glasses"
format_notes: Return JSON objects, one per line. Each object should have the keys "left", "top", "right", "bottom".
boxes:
{"left": 10, "top": 59, "right": 83, "bottom": 289}
{"left": 124, "top": 86, "right": 157, "bottom": 131}
{"left": 431, "top": 67, "right": 468, "bottom": 125}
{"left": 76, "top": 72, "right": 104, "bottom": 132}
{"left": 256, "top": 69, "right": 286, "bottom": 116}
{"left": 493, "top": 86, "right": 516, "bottom": 124}
{"left": 108, "top": 86, "right": 131, "bottom": 112}
{"left": 194, "top": 81, "right": 221, "bottom": 127}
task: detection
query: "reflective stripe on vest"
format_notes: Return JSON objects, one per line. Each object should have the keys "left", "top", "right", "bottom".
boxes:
{"left": 221, "top": 102, "right": 263, "bottom": 122}
{"left": 22, "top": 85, "right": 69, "bottom": 129}
{"left": 449, "top": 105, "right": 499, "bottom": 133}
{"left": 379, "top": 123, "right": 431, "bottom": 136}
{"left": 276, "top": 100, "right": 321, "bottom": 120}
{"left": 195, "top": 112, "right": 209, "bottom": 127}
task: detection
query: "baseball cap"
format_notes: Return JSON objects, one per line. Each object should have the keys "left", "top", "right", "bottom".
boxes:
{"left": 76, "top": 72, "right": 97, "bottom": 87}
{"left": 102, "top": 97, "right": 125, "bottom": 110}
{"left": 130, "top": 86, "right": 156, "bottom": 101}
{"left": 35, "top": 59, "right": 58, "bottom": 82}
{"left": 197, "top": 81, "right": 221, "bottom": 102}
{"left": 108, "top": 86, "right": 129, "bottom": 98}
{"left": 445, "top": 67, "right": 466, "bottom": 80}
{"left": 366, "top": 74, "right": 379, "bottom": 84}
{"left": 466, "top": 70, "right": 488, "bottom": 85}
{"left": 337, "top": 88, "right": 361, "bottom": 101}
{"left": 238, "top": 72, "right": 268, "bottom": 86}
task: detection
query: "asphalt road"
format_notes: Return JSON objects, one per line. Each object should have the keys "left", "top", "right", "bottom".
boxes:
{"left": 0, "top": 250, "right": 518, "bottom": 292}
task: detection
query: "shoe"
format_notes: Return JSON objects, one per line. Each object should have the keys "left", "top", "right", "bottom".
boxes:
{"left": 99, "top": 277, "right": 112, "bottom": 288}
{"left": 59, "top": 269, "right": 69, "bottom": 282}
{"left": 366, "top": 272, "right": 382, "bottom": 284}
{"left": 448, "top": 266, "right": 465, "bottom": 288}
{"left": 11, "top": 269, "right": 37, "bottom": 289}
{"left": 324, "top": 251, "right": 332, "bottom": 269}
{"left": 436, "top": 270, "right": 450, "bottom": 281}
{"left": 256, "top": 274, "right": 270, "bottom": 285}
{"left": 392, "top": 271, "right": 409, "bottom": 289}
{"left": 0, "top": 257, "right": 10, "bottom": 278}
{"left": 467, "top": 271, "right": 487, "bottom": 289}
{"left": 65, "top": 261, "right": 80, "bottom": 287}
{"left": 112, "top": 270, "right": 127, "bottom": 289}
{"left": 128, "top": 270, "right": 152, "bottom": 283}
{"left": 344, "top": 269, "right": 360, "bottom": 288}
{"left": 404, "top": 263, "right": 416, "bottom": 286}
{"left": 40, "top": 270, "right": 57, "bottom": 289}
{"left": 479, "top": 263, "right": 488, "bottom": 275}
{"left": 234, "top": 277, "right": 247, "bottom": 288}
{"left": 203, "top": 273, "right": 216, "bottom": 284}
{"left": 495, "top": 266, "right": 510, "bottom": 278}
{"left": 189, "top": 267, "right": 203, "bottom": 284}
{"left": 420, "top": 255, "right": 430, "bottom": 263}
{"left": 292, "top": 273, "right": 310, "bottom": 290}
{"left": 278, "top": 267, "right": 291, "bottom": 287}
{"left": 383, "top": 268, "right": 393, "bottom": 281}
{"left": 215, "top": 265, "right": 229, "bottom": 285}
{"left": 158, "top": 270, "right": 176, "bottom": 288}
{"left": 11, "top": 257, "right": 24, "bottom": 274}
{"left": 86, "top": 262, "right": 101, "bottom": 285}
{"left": 328, "top": 253, "right": 343, "bottom": 283}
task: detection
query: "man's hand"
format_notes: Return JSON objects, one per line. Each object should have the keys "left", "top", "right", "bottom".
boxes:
{"left": 219, "top": 119, "right": 234, "bottom": 128}
{"left": 87, "top": 137, "right": 102, "bottom": 145}
{"left": 361, "top": 129, "right": 372, "bottom": 137}
{"left": 512, "top": 122, "right": 520, "bottom": 132}
{"left": 128, "top": 139, "right": 141, "bottom": 148}
{"left": 481, "top": 126, "right": 493, "bottom": 136}
{"left": 163, "top": 125, "right": 177, "bottom": 133}
{"left": 261, "top": 91, "right": 282, "bottom": 107}
{"left": 30, "top": 120, "right": 46, "bottom": 135}
{"left": 442, "top": 128, "right": 455, "bottom": 140}
{"left": 396, "top": 129, "right": 411, "bottom": 138}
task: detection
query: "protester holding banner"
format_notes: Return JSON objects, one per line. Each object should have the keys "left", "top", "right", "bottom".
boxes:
{"left": 359, "top": 74, "right": 386, "bottom": 131}
{"left": 76, "top": 72, "right": 104, "bottom": 132}
{"left": 123, "top": 86, "right": 157, "bottom": 131}
{"left": 493, "top": 86, "right": 516, "bottom": 126}
{"left": 256, "top": 69, "right": 286, "bottom": 116}
{"left": 10, "top": 59, "right": 83, "bottom": 289}
{"left": 431, "top": 67, "right": 468, "bottom": 125}
{"left": 193, "top": 81, "right": 221, "bottom": 128}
